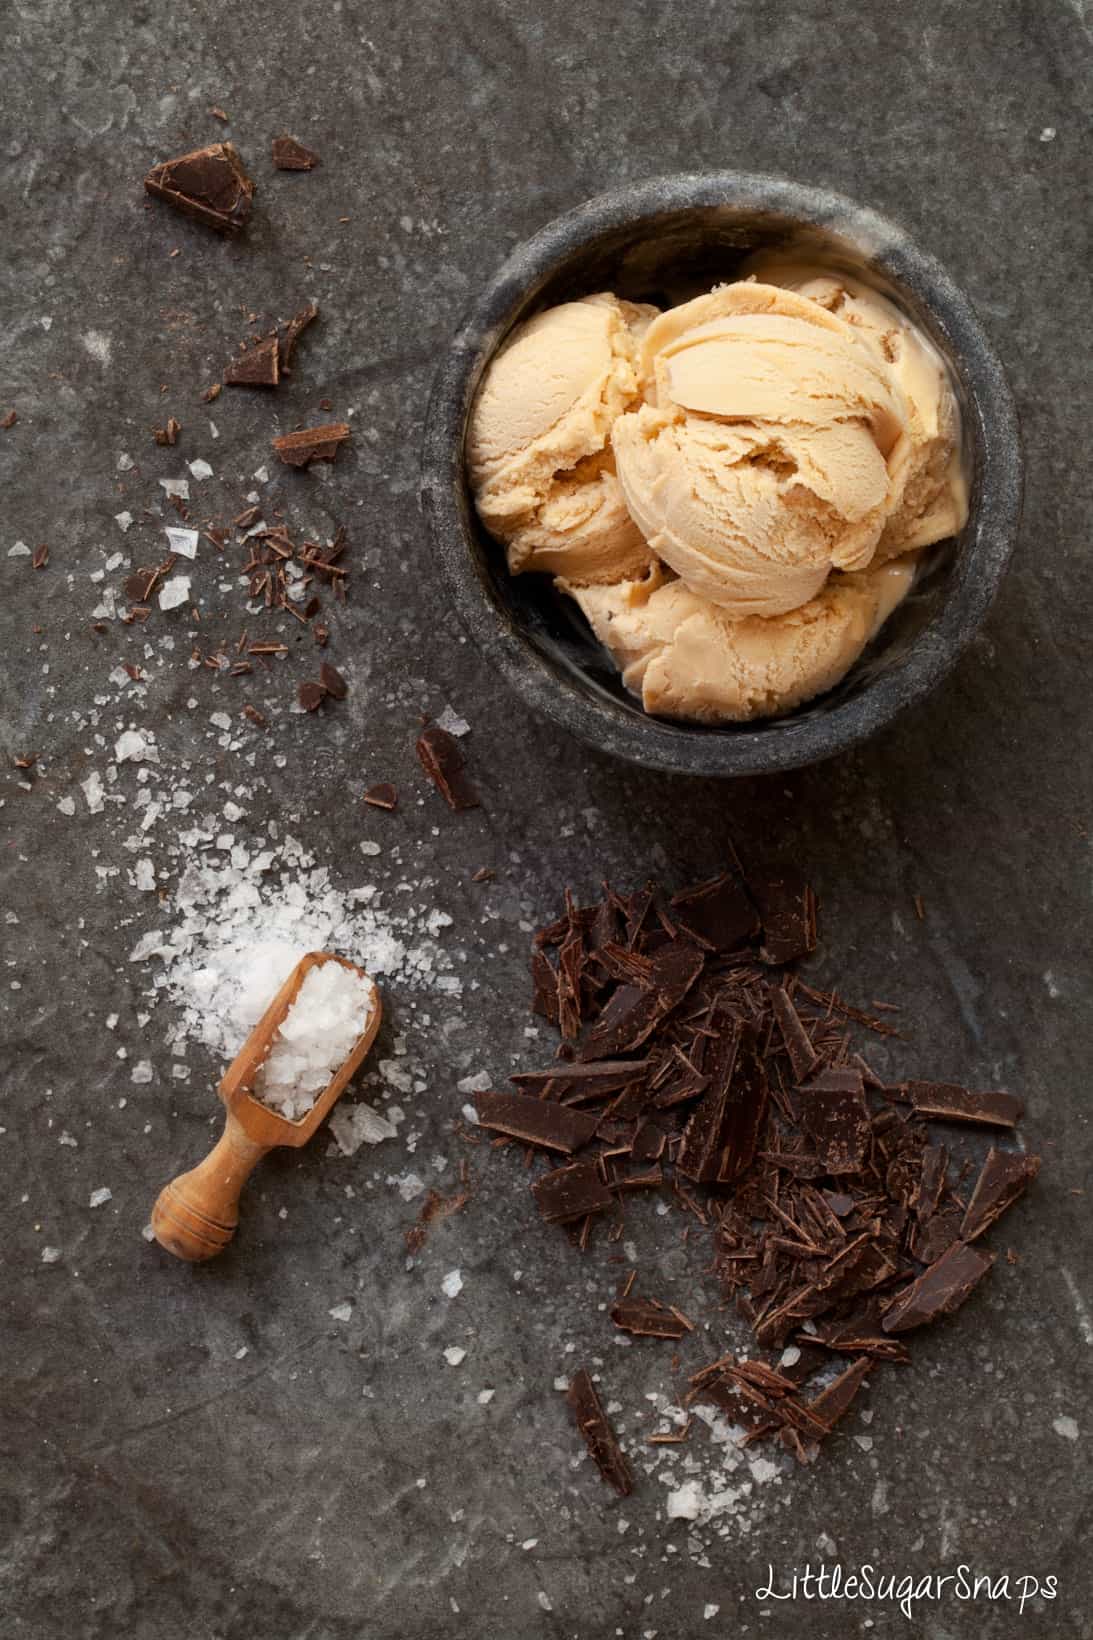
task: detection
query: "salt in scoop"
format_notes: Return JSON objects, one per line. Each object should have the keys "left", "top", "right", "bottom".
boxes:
{"left": 151, "top": 951, "right": 382, "bottom": 1262}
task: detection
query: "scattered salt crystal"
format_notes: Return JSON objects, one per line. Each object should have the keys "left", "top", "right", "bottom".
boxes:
{"left": 105, "top": 552, "right": 124, "bottom": 572}
{"left": 461, "top": 1103, "right": 479, "bottom": 1124}
{"left": 130, "top": 1060, "right": 154, "bottom": 1084}
{"left": 553, "top": 1377, "right": 568, "bottom": 1391}
{"left": 537, "top": 1593, "right": 552, "bottom": 1613}
{"left": 89, "top": 1187, "right": 113, "bottom": 1208}
{"left": 8, "top": 541, "right": 31, "bottom": 557}
{"left": 436, "top": 705, "right": 470, "bottom": 737}
{"left": 210, "top": 711, "right": 232, "bottom": 731}
{"left": 443, "top": 1346, "right": 466, "bottom": 1366}
{"left": 129, "top": 930, "right": 164, "bottom": 962}
{"left": 456, "top": 1070, "right": 490, "bottom": 1095}
{"left": 235, "top": 1346, "right": 248, "bottom": 1359}
{"left": 135, "top": 859, "right": 156, "bottom": 891}
{"left": 666, "top": 1482, "right": 702, "bottom": 1520}
{"left": 397, "top": 1173, "right": 426, "bottom": 1202}
{"left": 165, "top": 526, "right": 199, "bottom": 560}
{"left": 41, "top": 1246, "right": 62, "bottom": 1264}
{"left": 116, "top": 451, "right": 133, "bottom": 470}
{"left": 114, "top": 511, "right": 133, "bottom": 533}
{"left": 779, "top": 1345, "right": 801, "bottom": 1368}
{"left": 188, "top": 459, "right": 214, "bottom": 481}
{"left": 57, "top": 796, "right": 76, "bottom": 816}
{"left": 329, "top": 1302, "right": 353, "bottom": 1322}
{"left": 253, "top": 465, "right": 269, "bottom": 483}
{"left": 115, "top": 729, "right": 155, "bottom": 763}
{"left": 159, "top": 575, "right": 191, "bottom": 611}
{"left": 254, "top": 961, "right": 378, "bottom": 1122}
{"left": 704, "top": 1605, "right": 720, "bottom": 1621}
{"left": 359, "top": 840, "right": 381, "bottom": 857}
{"left": 81, "top": 771, "right": 105, "bottom": 814}
{"left": 158, "top": 477, "right": 190, "bottom": 499}
{"left": 141, "top": 1223, "right": 156, "bottom": 1241}
{"left": 105, "top": 1014, "right": 118, "bottom": 1030}
{"left": 329, "top": 1103, "right": 397, "bottom": 1155}
{"left": 441, "top": 1269, "right": 463, "bottom": 1299}
{"left": 521, "top": 1538, "right": 538, "bottom": 1551}
{"left": 1053, "top": 1415, "right": 1079, "bottom": 1441}
{"left": 477, "top": 1389, "right": 495, "bottom": 1405}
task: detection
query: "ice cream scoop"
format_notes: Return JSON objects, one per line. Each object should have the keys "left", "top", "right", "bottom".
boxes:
{"left": 566, "top": 557, "right": 914, "bottom": 723}
{"left": 745, "top": 259, "right": 967, "bottom": 559}
{"left": 612, "top": 283, "right": 911, "bottom": 618}
{"left": 468, "top": 293, "right": 658, "bottom": 585}
{"left": 150, "top": 952, "right": 381, "bottom": 1262}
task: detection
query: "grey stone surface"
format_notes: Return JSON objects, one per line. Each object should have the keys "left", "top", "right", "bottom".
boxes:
{"left": 1, "top": 3, "right": 1089, "bottom": 1638}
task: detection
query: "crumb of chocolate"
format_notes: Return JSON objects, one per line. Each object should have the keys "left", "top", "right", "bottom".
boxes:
{"left": 272, "top": 422, "right": 350, "bottom": 468}
{"left": 272, "top": 134, "right": 320, "bottom": 170}
{"left": 144, "top": 142, "right": 255, "bottom": 234}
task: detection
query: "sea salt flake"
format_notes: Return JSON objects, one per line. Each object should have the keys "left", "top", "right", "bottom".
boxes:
{"left": 8, "top": 541, "right": 31, "bottom": 557}
{"left": 165, "top": 527, "right": 199, "bottom": 560}
{"left": 41, "top": 1246, "right": 62, "bottom": 1263}
{"left": 158, "top": 478, "right": 190, "bottom": 499}
{"left": 1053, "top": 1415, "right": 1079, "bottom": 1441}
{"left": 328, "top": 1103, "right": 397, "bottom": 1155}
{"left": 130, "top": 1060, "right": 154, "bottom": 1084}
{"left": 159, "top": 575, "right": 191, "bottom": 611}
{"left": 443, "top": 1346, "right": 466, "bottom": 1366}
{"left": 329, "top": 1302, "right": 353, "bottom": 1322}
{"left": 114, "top": 511, "right": 133, "bottom": 532}
{"left": 188, "top": 459, "right": 214, "bottom": 481}
{"left": 89, "top": 1187, "right": 113, "bottom": 1208}
{"left": 477, "top": 1389, "right": 495, "bottom": 1405}
{"left": 135, "top": 859, "right": 156, "bottom": 891}
{"left": 81, "top": 771, "right": 105, "bottom": 814}
{"left": 442, "top": 1269, "right": 463, "bottom": 1299}
{"left": 436, "top": 705, "right": 471, "bottom": 737}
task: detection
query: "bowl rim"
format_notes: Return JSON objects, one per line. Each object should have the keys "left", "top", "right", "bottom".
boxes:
{"left": 420, "top": 171, "right": 1022, "bottom": 777}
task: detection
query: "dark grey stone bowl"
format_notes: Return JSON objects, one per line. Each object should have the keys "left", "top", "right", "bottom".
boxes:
{"left": 420, "top": 174, "right": 1021, "bottom": 776}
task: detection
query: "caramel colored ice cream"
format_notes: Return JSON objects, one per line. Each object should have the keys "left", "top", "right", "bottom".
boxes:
{"left": 746, "top": 259, "right": 967, "bottom": 560}
{"left": 467, "top": 268, "right": 965, "bottom": 725}
{"left": 612, "top": 282, "right": 909, "bottom": 618}
{"left": 468, "top": 294, "right": 658, "bottom": 586}
{"left": 567, "top": 557, "right": 914, "bottom": 723}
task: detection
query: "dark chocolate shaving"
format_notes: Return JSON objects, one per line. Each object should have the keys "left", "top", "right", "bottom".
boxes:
{"left": 474, "top": 1090, "right": 598, "bottom": 1155}
{"left": 144, "top": 142, "right": 255, "bottom": 233}
{"left": 272, "top": 134, "right": 320, "bottom": 170}
{"left": 272, "top": 422, "right": 350, "bottom": 468}
{"left": 610, "top": 1299, "right": 691, "bottom": 1339}
{"left": 906, "top": 1082, "right": 1023, "bottom": 1129}
{"left": 960, "top": 1148, "right": 1040, "bottom": 1242}
{"left": 225, "top": 335, "right": 280, "bottom": 388}
{"left": 363, "top": 783, "right": 397, "bottom": 811}
{"left": 882, "top": 1242, "right": 996, "bottom": 1334}
{"left": 567, "top": 1369, "right": 633, "bottom": 1495}
{"left": 417, "top": 725, "right": 480, "bottom": 812}
{"left": 532, "top": 1160, "right": 614, "bottom": 1223}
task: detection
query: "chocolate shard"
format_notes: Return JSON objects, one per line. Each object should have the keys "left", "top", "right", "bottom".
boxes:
{"left": 279, "top": 301, "right": 319, "bottom": 371}
{"left": 771, "top": 987, "right": 819, "bottom": 1082}
{"left": 272, "top": 422, "right": 351, "bottom": 468}
{"left": 474, "top": 1089, "right": 599, "bottom": 1155}
{"left": 909, "top": 1203, "right": 962, "bottom": 1265}
{"left": 669, "top": 871, "right": 759, "bottom": 951}
{"left": 298, "top": 680, "right": 325, "bottom": 712}
{"left": 319, "top": 661, "right": 348, "bottom": 699}
{"left": 959, "top": 1148, "right": 1041, "bottom": 1242}
{"left": 799, "top": 1086, "right": 871, "bottom": 1175}
{"left": 511, "top": 1060, "right": 649, "bottom": 1099}
{"left": 676, "top": 1018, "right": 742, "bottom": 1183}
{"left": 752, "top": 869, "right": 818, "bottom": 965}
{"left": 530, "top": 947, "right": 560, "bottom": 1026}
{"left": 882, "top": 1241, "right": 996, "bottom": 1334}
{"left": 906, "top": 1081, "right": 1023, "bottom": 1129}
{"left": 272, "top": 134, "right": 320, "bottom": 170}
{"left": 225, "top": 334, "right": 280, "bottom": 388}
{"left": 806, "top": 1356, "right": 872, "bottom": 1430}
{"left": 144, "top": 142, "right": 255, "bottom": 233}
{"left": 416, "top": 724, "right": 479, "bottom": 812}
{"left": 911, "top": 1144, "right": 948, "bottom": 1222}
{"left": 610, "top": 1299, "right": 690, "bottom": 1340}
{"left": 532, "top": 1159, "right": 614, "bottom": 1224}
{"left": 578, "top": 942, "right": 703, "bottom": 1062}
{"left": 363, "top": 782, "right": 397, "bottom": 811}
{"left": 567, "top": 1368, "right": 633, "bottom": 1496}
{"left": 630, "top": 1119, "right": 666, "bottom": 1162}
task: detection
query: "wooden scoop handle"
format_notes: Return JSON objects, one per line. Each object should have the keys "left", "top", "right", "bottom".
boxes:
{"left": 151, "top": 1110, "right": 271, "bottom": 1263}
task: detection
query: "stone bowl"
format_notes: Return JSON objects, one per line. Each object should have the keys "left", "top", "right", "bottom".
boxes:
{"left": 420, "top": 174, "right": 1021, "bottom": 776}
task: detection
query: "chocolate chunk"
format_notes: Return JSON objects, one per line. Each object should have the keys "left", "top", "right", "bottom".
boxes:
{"left": 807, "top": 1356, "right": 872, "bottom": 1430}
{"left": 960, "top": 1148, "right": 1040, "bottom": 1242}
{"left": 530, "top": 948, "right": 560, "bottom": 1025}
{"left": 153, "top": 416, "right": 182, "bottom": 446}
{"left": 567, "top": 1369, "right": 633, "bottom": 1496}
{"left": 676, "top": 1019, "right": 742, "bottom": 1183}
{"left": 144, "top": 142, "right": 255, "bottom": 233}
{"left": 0, "top": 410, "right": 16, "bottom": 430}
{"left": 909, "top": 1204, "right": 962, "bottom": 1264}
{"left": 532, "top": 1160, "right": 614, "bottom": 1223}
{"left": 906, "top": 1082, "right": 1023, "bottom": 1129}
{"left": 225, "top": 335, "right": 280, "bottom": 388}
{"left": 670, "top": 871, "right": 759, "bottom": 951}
{"left": 298, "top": 680, "right": 325, "bottom": 712}
{"left": 272, "top": 134, "right": 320, "bottom": 171}
{"left": 610, "top": 1299, "right": 690, "bottom": 1339}
{"left": 911, "top": 1144, "right": 948, "bottom": 1222}
{"left": 417, "top": 724, "right": 479, "bottom": 812}
{"left": 279, "top": 301, "right": 319, "bottom": 371}
{"left": 799, "top": 1085, "right": 871, "bottom": 1175}
{"left": 630, "top": 1120, "right": 666, "bottom": 1162}
{"left": 752, "top": 870, "right": 818, "bottom": 965}
{"left": 272, "top": 422, "right": 351, "bottom": 468}
{"left": 31, "top": 543, "right": 49, "bottom": 570}
{"left": 363, "top": 783, "right": 397, "bottom": 811}
{"left": 319, "top": 661, "right": 348, "bottom": 699}
{"left": 882, "top": 1241, "right": 996, "bottom": 1334}
{"left": 771, "top": 987, "right": 819, "bottom": 1082}
{"left": 512, "top": 1060, "right": 648, "bottom": 1099}
{"left": 474, "top": 1090, "right": 599, "bottom": 1155}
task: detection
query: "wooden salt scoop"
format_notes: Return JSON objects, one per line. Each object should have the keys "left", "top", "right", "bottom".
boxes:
{"left": 151, "top": 952, "right": 381, "bottom": 1262}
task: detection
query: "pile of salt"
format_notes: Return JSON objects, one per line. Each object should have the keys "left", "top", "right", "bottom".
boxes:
{"left": 254, "top": 961, "right": 376, "bottom": 1121}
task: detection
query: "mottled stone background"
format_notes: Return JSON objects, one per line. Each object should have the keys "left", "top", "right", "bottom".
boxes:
{"left": 1, "top": 1, "right": 1090, "bottom": 1636}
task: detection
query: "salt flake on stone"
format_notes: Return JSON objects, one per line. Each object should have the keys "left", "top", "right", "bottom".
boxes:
{"left": 329, "top": 1302, "right": 353, "bottom": 1322}
{"left": 441, "top": 1269, "right": 463, "bottom": 1299}
{"left": 443, "top": 1346, "right": 466, "bottom": 1366}
{"left": 158, "top": 478, "right": 190, "bottom": 500}
{"left": 188, "top": 459, "right": 214, "bottom": 481}
{"left": 89, "top": 1187, "right": 113, "bottom": 1208}
{"left": 159, "top": 575, "right": 191, "bottom": 611}
{"left": 165, "top": 527, "right": 199, "bottom": 560}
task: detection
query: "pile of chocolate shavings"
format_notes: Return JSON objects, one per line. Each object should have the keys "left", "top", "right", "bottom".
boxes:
{"left": 473, "top": 866, "right": 1041, "bottom": 1483}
